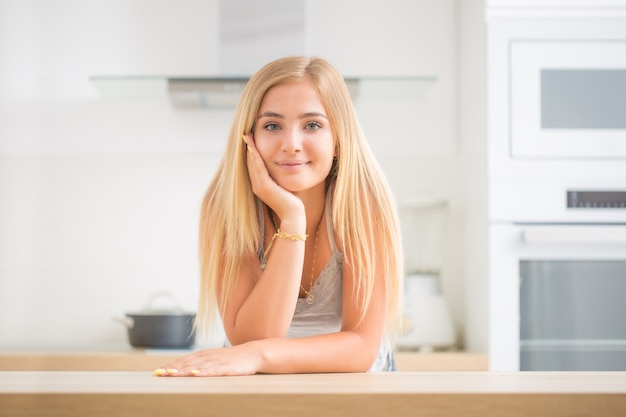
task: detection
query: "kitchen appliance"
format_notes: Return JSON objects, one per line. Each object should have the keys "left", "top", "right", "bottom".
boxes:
{"left": 509, "top": 41, "right": 626, "bottom": 158}
{"left": 487, "top": 11, "right": 626, "bottom": 371}
{"left": 396, "top": 198, "right": 455, "bottom": 352}
{"left": 115, "top": 292, "right": 196, "bottom": 349}
{"left": 489, "top": 208, "right": 626, "bottom": 371}
{"left": 487, "top": 17, "right": 626, "bottom": 182}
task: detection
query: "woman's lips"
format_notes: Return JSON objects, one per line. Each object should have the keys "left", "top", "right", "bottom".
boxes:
{"left": 276, "top": 160, "right": 309, "bottom": 170}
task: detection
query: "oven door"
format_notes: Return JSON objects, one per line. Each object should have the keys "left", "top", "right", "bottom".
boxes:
{"left": 510, "top": 40, "right": 626, "bottom": 158}
{"left": 489, "top": 224, "right": 626, "bottom": 371}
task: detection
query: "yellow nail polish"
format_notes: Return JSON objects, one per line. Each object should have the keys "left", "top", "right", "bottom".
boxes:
{"left": 153, "top": 368, "right": 167, "bottom": 376}
{"left": 247, "top": 145, "right": 252, "bottom": 152}
{"left": 190, "top": 369, "right": 200, "bottom": 376}
{"left": 241, "top": 134, "right": 248, "bottom": 144}
{"left": 166, "top": 368, "right": 178, "bottom": 374}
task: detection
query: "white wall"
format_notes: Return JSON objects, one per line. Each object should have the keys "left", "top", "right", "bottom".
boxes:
{"left": 0, "top": 0, "right": 480, "bottom": 350}
{"left": 458, "top": 0, "right": 488, "bottom": 352}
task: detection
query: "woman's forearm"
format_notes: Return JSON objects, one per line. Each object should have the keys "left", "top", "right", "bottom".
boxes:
{"left": 156, "top": 330, "right": 382, "bottom": 377}
{"left": 226, "top": 217, "right": 308, "bottom": 344}
{"left": 254, "top": 331, "right": 380, "bottom": 374}
{"left": 230, "top": 250, "right": 304, "bottom": 342}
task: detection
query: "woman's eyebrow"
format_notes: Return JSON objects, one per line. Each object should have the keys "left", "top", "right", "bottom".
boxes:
{"left": 257, "top": 111, "right": 328, "bottom": 120}
{"left": 257, "top": 111, "right": 283, "bottom": 119}
{"left": 301, "top": 112, "right": 328, "bottom": 120}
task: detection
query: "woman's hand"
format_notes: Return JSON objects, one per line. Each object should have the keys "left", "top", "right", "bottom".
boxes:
{"left": 244, "top": 134, "right": 304, "bottom": 220}
{"left": 154, "top": 341, "right": 264, "bottom": 377}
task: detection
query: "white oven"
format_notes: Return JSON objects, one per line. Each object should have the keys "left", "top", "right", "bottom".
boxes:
{"left": 487, "top": 13, "right": 626, "bottom": 371}
{"left": 490, "top": 223, "right": 626, "bottom": 371}
{"left": 489, "top": 181, "right": 626, "bottom": 371}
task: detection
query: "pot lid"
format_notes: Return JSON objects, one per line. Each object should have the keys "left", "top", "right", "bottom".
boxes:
{"left": 129, "top": 292, "right": 195, "bottom": 315}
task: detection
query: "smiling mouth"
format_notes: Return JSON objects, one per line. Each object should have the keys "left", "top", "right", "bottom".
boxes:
{"left": 277, "top": 161, "right": 309, "bottom": 168}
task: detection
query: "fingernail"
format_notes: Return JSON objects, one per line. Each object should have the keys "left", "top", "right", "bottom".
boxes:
{"left": 153, "top": 368, "right": 167, "bottom": 376}
{"left": 166, "top": 368, "right": 178, "bottom": 375}
{"left": 247, "top": 145, "right": 252, "bottom": 153}
{"left": 190, "top": 369, "right": 200, "bottom": 376}
{"left": 241, "top": 134, "right": 248, "bottom": 144}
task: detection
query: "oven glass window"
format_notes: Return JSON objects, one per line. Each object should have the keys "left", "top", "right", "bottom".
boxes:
{"left": 520, "top": 260, "right": 626, "bottom": 371}
{"left": 541, "top": 69, "right": 626, "bottom": 129}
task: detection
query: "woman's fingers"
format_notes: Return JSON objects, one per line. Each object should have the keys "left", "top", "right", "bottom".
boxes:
{"left": 244, "top": 134, "right": 267, "bottom": 191}
{"left": 244, "top": 135, "right": 284, "bottom": 204}
{"left": 153, "top": 344, "right": 262, "bottom": 377}
{"left": 244, "top": 134, "right": 304, "bottom": 219}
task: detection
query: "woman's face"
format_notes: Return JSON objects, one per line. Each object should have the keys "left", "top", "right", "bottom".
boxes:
{"left": 253, "top": 79, "right": 335, "bottom": 194}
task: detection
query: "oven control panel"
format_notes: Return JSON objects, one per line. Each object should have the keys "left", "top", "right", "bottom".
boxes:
{"left": 567, "top": 190, "right": 626, "bottom": 209}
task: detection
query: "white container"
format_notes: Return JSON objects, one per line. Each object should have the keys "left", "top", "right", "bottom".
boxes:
{"left": 397, "top": 273, "right": 456, "bottom": 352}
{"left": 397, "top": 198, "right": 447, "bottom": 274}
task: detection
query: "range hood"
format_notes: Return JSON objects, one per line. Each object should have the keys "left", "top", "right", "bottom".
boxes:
{"left": 218, "top": 0, "right": 309, "bottom": 77}
{"left": 168, "top": 0, "right": 309, "bottom": 108}
{"left": 165, "top": 0, "right": 435, "bottom": 108}
{"left": 90, "top": 0, "right": 435, "bottom": 108}
{"left": 167, "top": 77, "right": 360, "bottom": 109}
{"left": 168, "top": 77, "right": 249, "bottom": 108}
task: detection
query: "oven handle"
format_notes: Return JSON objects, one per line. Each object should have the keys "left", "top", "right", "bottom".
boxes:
{"left": 521, "top": 225, "right": 626, "bottom": 244}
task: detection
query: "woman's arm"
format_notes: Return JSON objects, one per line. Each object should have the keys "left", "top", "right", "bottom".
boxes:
{"left": 158, "top": 259, "right": 387, "bottom": 376}
{"left": 220, "top": 230, "right": 306, "bottom": 344}
{"left": 257, "top": 259, "right": 387, "bottom": 374}
{"left": 221, "top": 134, "right": 309, "bottom": 344}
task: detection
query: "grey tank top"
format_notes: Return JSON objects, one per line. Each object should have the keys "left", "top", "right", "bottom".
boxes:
{"left": 256, "top": 191, "right": 395, "bottom": 372}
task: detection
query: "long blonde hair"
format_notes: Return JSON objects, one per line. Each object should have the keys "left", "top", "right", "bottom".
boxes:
{"left": 196, "top": 56, "right": 403, "bottom": 339}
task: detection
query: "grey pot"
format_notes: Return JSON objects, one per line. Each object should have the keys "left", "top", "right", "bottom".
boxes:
{"left": 117, "top": 292, "right": 196, "bottom": 349}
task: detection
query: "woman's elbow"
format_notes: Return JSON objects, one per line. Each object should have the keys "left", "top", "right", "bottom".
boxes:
{"left": 226, "top": 326, "right": 288, "bottom": 346}
{"left": 342, "top": 339, "right": 380, "bottom": 372}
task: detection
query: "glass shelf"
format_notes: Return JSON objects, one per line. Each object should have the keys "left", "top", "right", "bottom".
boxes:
{"left": 90, "top": 75, "right": 438, "bottom": 109}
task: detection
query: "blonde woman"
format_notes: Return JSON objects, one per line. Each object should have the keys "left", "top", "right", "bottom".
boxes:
{"left": 158, "top": 56, "right": 403, "bottom": 376}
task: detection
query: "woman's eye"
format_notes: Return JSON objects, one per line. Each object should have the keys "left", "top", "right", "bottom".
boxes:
{"left": 264, "top": 123, "right": 280, "bottom": 131}
{"left": 305, "top": 122, "right": 322, "bottom": 131}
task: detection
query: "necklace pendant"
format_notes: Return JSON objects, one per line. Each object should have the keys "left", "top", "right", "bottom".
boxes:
{"left": 305, "top": 293, "right": 315, "bottom": 305}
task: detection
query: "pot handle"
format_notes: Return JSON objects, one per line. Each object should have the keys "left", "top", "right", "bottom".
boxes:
{"left": 143, "top": 291, "right": 184, "bottom": 312}
{"left": 112, "top": 316, "right": 134, "bottom": 328}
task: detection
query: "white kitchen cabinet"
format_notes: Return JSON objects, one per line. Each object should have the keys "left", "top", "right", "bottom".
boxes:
{"left": 487, "top": 0, "right": 626, "bottom": 7}
{"left": 486, "top": 0, "right": 626, "bottom": 371}
{"left": 486, "top": 0, "right": 626, "bottom": 17}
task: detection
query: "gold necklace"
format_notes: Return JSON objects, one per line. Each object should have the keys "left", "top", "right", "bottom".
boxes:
{"left": 271, "top": 211, "right": 320, "bottom": 305}
{"left": 304, "top": 222, "right": 320, "bottom": 305}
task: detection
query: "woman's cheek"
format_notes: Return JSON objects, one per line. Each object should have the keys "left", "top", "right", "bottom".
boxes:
{"left": 257, "top": 148, "right": 276, "bottom": 179}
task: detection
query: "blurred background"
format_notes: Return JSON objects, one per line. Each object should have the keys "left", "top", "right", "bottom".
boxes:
{"left": 0, "top": 0, "right": 484, "bottom": 353}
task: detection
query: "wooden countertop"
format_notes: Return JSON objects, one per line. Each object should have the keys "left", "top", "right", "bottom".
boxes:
{"left": 1, "top": 371, "right": 625, "bottom": 417}
{"left": 0, "top": 350, "right": 488, "bottom": 371}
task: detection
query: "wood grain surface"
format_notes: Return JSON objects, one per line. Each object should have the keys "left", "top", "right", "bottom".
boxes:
{"left": 1, "top": 371, "right": 625, "bottom": 417}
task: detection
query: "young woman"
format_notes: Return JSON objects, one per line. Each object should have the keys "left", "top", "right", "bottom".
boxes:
{"left": 156, "top": 56, "right": 403, "bottom": 376}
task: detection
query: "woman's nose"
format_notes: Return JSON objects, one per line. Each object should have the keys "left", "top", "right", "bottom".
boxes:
{"left": 280, "top": 129, "right": 303, "bottom": 153}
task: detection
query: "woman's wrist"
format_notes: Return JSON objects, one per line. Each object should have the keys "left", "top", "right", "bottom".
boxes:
{"left": 276, "top": 217, "right": 306, "bottom": 236}
{"left": 246, "top": 339, "right": 271, "bottom": 373}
